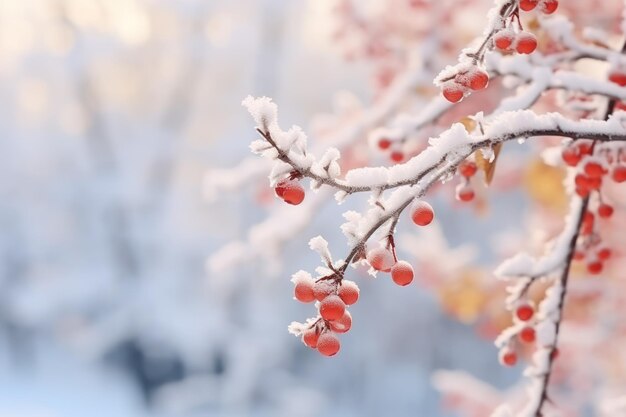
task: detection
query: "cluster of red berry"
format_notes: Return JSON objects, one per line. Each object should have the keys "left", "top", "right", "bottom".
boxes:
{"left": 440, "top": 0, "right": 559, "bottom": 104}
{"left": 376, "top": 138, "right": 406, "bottom": 163}
{"left": 498, "top": 303, "right": 558, "bottom": 367}
{"left": 275, "top": 175, "right": 305, "bottom": 205}
{"left": 293, "top": 275, "right": 359, "bottom": 356}
{"left": 493, "top": 29, "right": 537, "bottom": 55}
{"left": 574, "top": 211, "right": 613, "bottom": 275}
{"left": 363, "top": 201, "right": 435, "bottom": 286}
{"left": 519, "top": 0, "right": 558, "bottom": 14}
{"left": 455, "top": 160, "right": 477, "bottom": 202}
{"left": 561, "top": 140, "right": 624, "bottom": 274}
{"left": 492, "top": 0, "right": 558, "bottom": 56}
{"left": 440, "top": 67, "right": 490, "bottom": 103}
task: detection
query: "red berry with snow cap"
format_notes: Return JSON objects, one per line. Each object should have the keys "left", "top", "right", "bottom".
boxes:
{"left": 456, "top": 183, "right": 475, "bottom": 202}
{"left": 519, "top": 326, "right": 536, "bottom": 343}
{"left": 541, "top": 0, "right": 558, "bottom": 14}
{"left": 499, "top": 348, "right": 518, "bottom": 367}
{"left": 317, "top": 333, "right": 340, "bottom": 356}
{"left": 515, "top": 33, "right": 537, "bottom": 54}
{"left": 519, "top": 0, "right": 538, "bottom": 11}
{"left": 366, "top": 247, "right": 395, "bottom": 272}
{"left": 494, "top": 31, "right": 514, "bottom": 50}
{"left": 338, "top": 280, "right": 360, "bottom": 305}
{"left": 516, "top": 303, "right": 534, "bottom": 321}
{"left": 391, "top": 261, "right": 414, "bottom": 286}
{"left": 561, "top": 147, "right": 581, "bottom": 166}
{"left": 442, "top": 82, "right": 464, "bottom": 103}
{"left": 329, "top": 311, "right": 352, "bottom": 334}
{"left": 294, "top": 279, "right": 316, "bottom": 303}
{"left": 459, "top": 160, "right": 478, "bottom": 177}
{"left": 302, "top": 329, "right": 319, "bottom": 348}
{"left": 411, "top": 200, "right": 435, "bottom": 226}
{"left": 281, "top": 180, "right": 305, "bottom": 205}
{"left": 320, "top": 295, "right": 346, "bottom": 321}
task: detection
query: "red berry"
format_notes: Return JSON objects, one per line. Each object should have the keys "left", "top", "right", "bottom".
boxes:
{"left": 329, "top": 311, "right": 352, "bottom": 334}
{"left": 612, "top": 165, "right": 626, "bottom": 183}
{"left": 575, "top": 187, "right": 590, "bottom": 198}
{"left": 466, "top": 69, "right": 489, "bottom": 90}
{"left": 366, "top": 247, "right": 395, "bottom": 272}
{"left": 499, "top": 348, "right": 517, "bottom": 367}
{"left": 540, "top": 0, "right": 558, "bottom": 14}
{"left": 577, "top": 141, "right": 593, "bottom": 155}
{"left": 587, "top": 176, "right": 602, "bottom": 190}
{"left": 519, "top": 0, "right": 538, "bottom": 11}
{"left": 516, "top": 33, "right": 537, "bottom": 54}
{"left": 391, "top": 261, "right": 414, "bottom": 286}
{"left": 516, "top": 304, "right": 534, "bottom": 321}
{"left": 338, "top": 280, "right": 360, "bottom": 305}
{"left": 320, "top": 295, "right": 346, "bottom": 321}
{"left": 317, "top": 333, "right": 340, "bottom": 356}
{"left": 573, "top": 250, "right": 585, "bottom": 261}
{"left": 456, "top": 184, "right": 475, "bottom": 202}
{"left": 584, "top": 161, "right": 606, "bottom": 178}
{"left": 587, "top": 261, "right": 603, "bottom": 275}
{"left": 519, "top": 326, "right": 536, "bottom": 343}
{"left": 282, "top": 181, "right": 305, "bottom": 205}
{"left": 313, "top": 281, "right": 335, "bottom": 301}
{"left": 275, "top": 179, "right": 288, "bottom": 197}
{"left": 574, "top": 173, "right": 589, "bottom": 188}
{"left": 561, "top": 147, "right": 581, "bottom": 166}
{"left": 597, "top": 247, "right": 612, "bottom": 260}
{"left": 390, "top": 151, "right": 404, "bottom": 162}
{"left": 378, "top": 138, "right": 391, "bottom": 150}
{"left": 442, "top": 83, "right": 464, "bottom": 103}
{"left": 494, "top": 31, "right": 514, "bottom": 50}
{"left": 609, "top": 71, "right": 626, "bottom": 86}
{"left": 411, "top": 200, "right": 434, "bottom": 226}
{"left": 302, "top": 329, "right": 319, "bottom": 348}
{"left": 459, "top": 160, "right": 478, "bottom": 177}
{"left": 598, "top": 203, "right": 614, "bottom": 218}
{"left": 294, "top": 280, "right": 316, "bottom": 303}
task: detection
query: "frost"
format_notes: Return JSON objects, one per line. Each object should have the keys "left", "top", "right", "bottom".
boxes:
{"left": 309, "top": 236, "right": 332, "bottom": 263}
{"left": 242, "top": 95, "right": 278, "bottom": 131}
{"left": 290, "top": 270, "right": 313, "bottom": 285}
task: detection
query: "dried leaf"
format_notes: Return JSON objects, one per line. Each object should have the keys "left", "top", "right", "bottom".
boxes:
{"left": 458, "top": 116, "right": 477, "bottom": 133}
{"left": 474, "top": 143, "right": 502, "bottom": 185}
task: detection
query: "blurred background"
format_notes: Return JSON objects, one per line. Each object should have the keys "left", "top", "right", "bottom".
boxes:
{"left": 0, "top": 0, "right": 569, "bottom": 416}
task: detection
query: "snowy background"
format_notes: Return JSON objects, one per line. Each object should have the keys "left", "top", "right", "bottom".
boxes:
{"left": 0, "top": 0, "right": 527, "bottom": 416}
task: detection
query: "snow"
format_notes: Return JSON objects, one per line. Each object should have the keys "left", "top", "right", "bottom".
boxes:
{"left": 495, "top": 198, "right": 583, "bottom": 279}
{"left": 242, "top": 95, "right": 279, "bottom": 131}
{"left": 309, "top": 236, "right": 332, "bottom": 263}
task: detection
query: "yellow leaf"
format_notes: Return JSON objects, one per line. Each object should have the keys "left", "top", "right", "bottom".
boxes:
{"left": 523, "top": 158, "right": 567, "bottom": 213}
{"left": 474, "top": 143, "right": 502, "bottom": 185}
{"left": 458, "top": 116, "right": 476, "bottom": 133}
{"left": 439, "top": 270, "right": 486, "bottom": 323}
